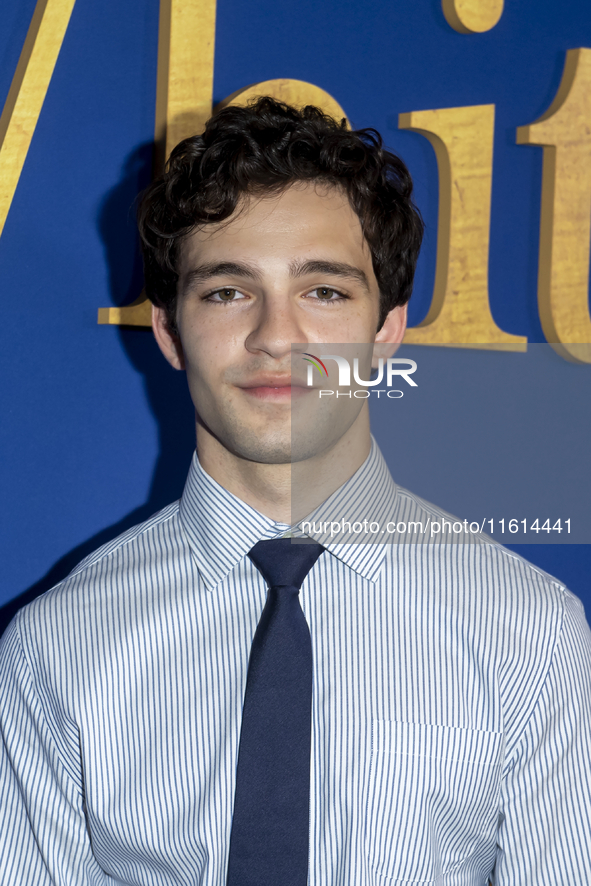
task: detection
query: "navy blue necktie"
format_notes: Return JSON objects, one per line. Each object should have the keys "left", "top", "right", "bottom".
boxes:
{"left": 226, "top": 538, "right": 325, "bottom": 886}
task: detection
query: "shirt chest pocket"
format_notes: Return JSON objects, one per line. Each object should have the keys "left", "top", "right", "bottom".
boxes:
{"left": 365, "top": 720, "right": 504, "bottom": 883}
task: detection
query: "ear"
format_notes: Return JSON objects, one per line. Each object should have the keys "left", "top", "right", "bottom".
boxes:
{"left": 152, "top": 304, "right": 185, "bottom": 370}
{"left": 372, "top": 303, "right": 408, "bottom": 367}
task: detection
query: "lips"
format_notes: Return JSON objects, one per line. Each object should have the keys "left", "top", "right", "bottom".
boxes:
{"left": 238, "top": 378, "right": 308, "bottom": 400}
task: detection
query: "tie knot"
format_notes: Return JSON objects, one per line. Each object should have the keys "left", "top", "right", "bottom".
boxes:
{"left": 248, "top": 538, "right": 324, "bottom": 589}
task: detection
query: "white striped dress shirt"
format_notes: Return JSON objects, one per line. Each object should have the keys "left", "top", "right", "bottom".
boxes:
{"left": 1, "top": 439, "right": 591, "bottom": 884}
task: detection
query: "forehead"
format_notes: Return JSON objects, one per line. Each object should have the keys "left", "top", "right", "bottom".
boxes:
{"left": 178, "top": 182, "right": 373, "bottom": 271}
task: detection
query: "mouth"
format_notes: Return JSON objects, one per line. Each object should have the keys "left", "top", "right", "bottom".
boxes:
{"left": 238, "top": 377, "right": 308, "bottom": 401}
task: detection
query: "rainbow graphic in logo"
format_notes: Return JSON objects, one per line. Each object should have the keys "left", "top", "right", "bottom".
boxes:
{"left": 302, "top": 353, "right": 328, "bottom": 377}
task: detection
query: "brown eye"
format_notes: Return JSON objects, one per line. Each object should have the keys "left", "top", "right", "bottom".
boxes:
{"left": 316, "top": 287, "right": 334, "bottom": 299}
{"left": 218, "top": 288, "right": 237, "bottom": 301}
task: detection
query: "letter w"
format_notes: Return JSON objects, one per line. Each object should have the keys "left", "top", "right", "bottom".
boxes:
{"left": 0, "top": 0, "right": 76, "bottom": 237}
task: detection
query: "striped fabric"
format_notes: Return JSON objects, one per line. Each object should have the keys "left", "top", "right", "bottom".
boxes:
{"left": 1, "top": 439, "right": 590, "bottom": 884}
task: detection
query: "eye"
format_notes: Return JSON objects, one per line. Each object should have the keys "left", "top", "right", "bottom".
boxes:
{"left": 207, "top": 288, "right": 246, "bottom": 302}
{"left": 307, "top": 287, "right": 347, "bottom": 302}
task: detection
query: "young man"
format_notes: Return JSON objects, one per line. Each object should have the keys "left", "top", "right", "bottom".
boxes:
{"left": 1, "top": 98, "right": 590, "bottom": 885}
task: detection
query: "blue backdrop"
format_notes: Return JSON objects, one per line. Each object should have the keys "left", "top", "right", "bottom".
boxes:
{"left": 1, "top": 0, "right": 590, "bottom": 629}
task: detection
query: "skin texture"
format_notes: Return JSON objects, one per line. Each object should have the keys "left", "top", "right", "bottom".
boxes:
{"left": 152, "top": 182, "right": 407, "bottom": 523}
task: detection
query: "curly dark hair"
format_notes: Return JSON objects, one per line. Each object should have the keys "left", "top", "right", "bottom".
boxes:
{"left": 137, "top": 96, "right": 423, "bottom": 331}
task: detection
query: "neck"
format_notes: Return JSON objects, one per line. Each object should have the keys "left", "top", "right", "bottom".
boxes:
{"left": 196, "top": 409, "right": 371, "bottom": 524}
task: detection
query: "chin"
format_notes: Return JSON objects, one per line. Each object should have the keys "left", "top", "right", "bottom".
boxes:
{"left": 204, "top": 407, "right": 347, "bottom": 466}
{"left": 226, "top": 429, "right": 293, "bottom": 466}
{"left": 231, "top": 435, "right": 337, "bottom": 467}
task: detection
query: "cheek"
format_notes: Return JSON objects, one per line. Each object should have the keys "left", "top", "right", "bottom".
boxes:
{"left": 316, "top": 307, "right": 378, "bottom": 343}
{"left": 178, "top": 300, "right": 247, "bottom": 349}
{"left": 178, "top": 322, "right": 243, "bottom": 386}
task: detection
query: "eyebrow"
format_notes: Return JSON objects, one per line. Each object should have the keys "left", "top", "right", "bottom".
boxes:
{"left": 288, "top": 259, "right": 370, "bottom": 292}
{"left": 181, "top": 262, "right": 263, "bottom": 292}
{"left": 180, "top": 258, "right": 370, "bottom": 292}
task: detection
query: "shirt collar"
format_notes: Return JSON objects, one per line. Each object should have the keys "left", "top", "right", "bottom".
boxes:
{"left": 179, "top": 437, "right": 399, "bottom": 590}
{"left": 179, "top": 453, "right": 291, "bottom": 590}
{"left": 293, "top": 436, "right": 399, "bottom": 583}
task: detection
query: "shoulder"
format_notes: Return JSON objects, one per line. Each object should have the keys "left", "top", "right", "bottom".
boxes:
{"left": 2, "top": 500, "right": 193, "bottom": 726}
{"left": 67, "top": 499, "right": 182, "bottom": 578}
{"left": 393, "top": 483, "right": 569, "bottom": 597}
{"left": 8, "top": 499, "right": 185, "bottom": 650}
{"left": 387, "top": 486, "right": 591, "bottom": 738}
{"left": 387, "top": 483, "right": 579, "bottom": 668}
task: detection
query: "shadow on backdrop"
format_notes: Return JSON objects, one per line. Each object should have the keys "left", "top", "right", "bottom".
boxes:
{"left": 0, "top": 143, "right": 196, "bottom": 637}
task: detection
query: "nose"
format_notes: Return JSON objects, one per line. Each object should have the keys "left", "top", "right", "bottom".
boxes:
{"left": 245, "top": 291, "right": 308, "bottom": 359}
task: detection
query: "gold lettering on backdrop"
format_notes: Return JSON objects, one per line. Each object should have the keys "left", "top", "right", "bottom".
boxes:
{"left": 0, "top": 0, "right": 77, "bottom": 238}
{"left": 400, "top": 105, "right": 527, "bottom": 350}
{"left": 442, "top": 0, "right": 503, "bottom": 34}
{"left": 99, "top": 69, "right": 349, "bottom": 327}
{"left": 98, "top": 0, "right": 217, "bottom": 327}
{"left": 517, "top": 48, "right": 591, "bottom": 364}
{"left": 154, "top": 0, "right": 217, "bottom": 172}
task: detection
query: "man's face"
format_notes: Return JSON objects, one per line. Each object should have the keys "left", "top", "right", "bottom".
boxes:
{"left": 153, "top": 182, "right": 406, "bottom": 464}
